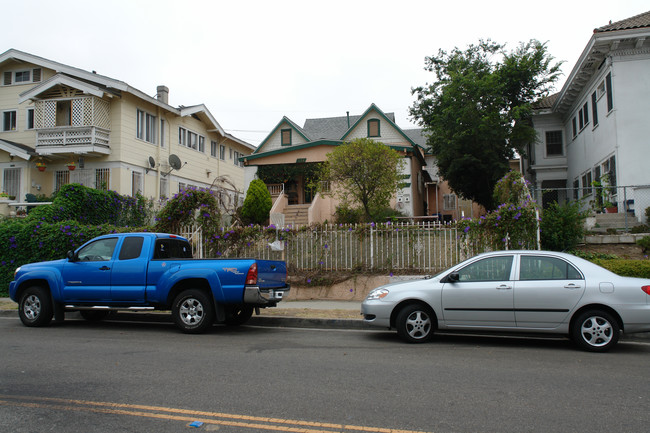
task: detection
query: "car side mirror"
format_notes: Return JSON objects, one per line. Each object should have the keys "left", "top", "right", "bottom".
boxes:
{"left": 445, "top": 272, "right": 459, "bottom": 283}
{"left": 66, "top": 250, "right": 78, "bottom": 262}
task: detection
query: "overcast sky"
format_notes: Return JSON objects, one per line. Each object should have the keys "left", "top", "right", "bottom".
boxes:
{"left": 3, "top": 0, "right": 648, "bottom": 145}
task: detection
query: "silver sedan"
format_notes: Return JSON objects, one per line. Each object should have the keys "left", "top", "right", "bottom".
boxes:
{"left": 361, "top": 250, "right": 650, "bottom": 351}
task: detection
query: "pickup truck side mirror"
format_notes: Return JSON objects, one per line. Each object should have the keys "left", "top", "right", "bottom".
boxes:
{"left": 66, "top": 250, "right": 78, "bottom": 262}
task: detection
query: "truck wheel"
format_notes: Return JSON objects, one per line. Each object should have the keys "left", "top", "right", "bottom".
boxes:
{"left": 172, "top": 290, "right": 214, "bottom": 334}
{"left": 18, "top": 286, "right": 53, "bottom": 327}
{"left": 225, "top": 305, "right": 254, "bottom": 325}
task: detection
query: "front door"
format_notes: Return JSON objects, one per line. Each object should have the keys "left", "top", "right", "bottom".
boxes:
{"left": 61, "top": 237, "right": 118, "bottom": 301}
{"left": 442, "top": 255, "right": 516, "bottom": 328}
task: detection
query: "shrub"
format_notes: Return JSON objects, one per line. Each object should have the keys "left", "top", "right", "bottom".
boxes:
{"left": 637, "top": 235, "right": 650, "bottom": 254}
{"left": 592, "top": 259, "right": 650, "bottom": 278}
{"left": 540, "top": 200, "right": 586, "bottom": 251}
{"left": 240, "top": 179, "right": 272, "bottom": 225}
{"left": 334, "top": 205, "right": 364, "bottom": 224}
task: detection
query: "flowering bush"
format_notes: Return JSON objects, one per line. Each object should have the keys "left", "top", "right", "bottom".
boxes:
{"left": 456, "top": 171, "right": 539, "bottom": 255}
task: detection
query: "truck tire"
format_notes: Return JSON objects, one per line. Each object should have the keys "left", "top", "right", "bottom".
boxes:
{"left": 172, "top": 289, "right": 214, "bottom": 334}
{"left": 18, "top": 286, "right": 53, "bottom": 327}
{"left": 225, "top": 305, "right": 254, "bottom": 325}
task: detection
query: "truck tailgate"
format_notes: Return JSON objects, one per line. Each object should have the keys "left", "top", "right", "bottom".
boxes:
{"left": 256, "top": 260, "right": 287, "bottom": 289}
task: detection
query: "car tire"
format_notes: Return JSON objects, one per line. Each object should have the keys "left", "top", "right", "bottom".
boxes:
{"left": 80, "top": 310, "right": 111, "bottom": 321}
{"left": 571, "top": 310, "right": 620, "bottom": 352}
{"left": 224, "top": 305, "right": 254, "bottom": 326}
{"left": 396, "top": 303, "right": 435, "bottom": 343}
{"left": 18, "top": 286, "right": 53, "bottom": 327}
{"left": 172, "top": 289, "right": 214, "bottom": 334}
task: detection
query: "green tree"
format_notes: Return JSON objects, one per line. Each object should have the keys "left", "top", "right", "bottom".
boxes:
{"left": 322, "top": 138, "right": 404, "bottom": 221}
{"left": 240, "top": 179, "right": 272, "bottom": 225}
{"left": 410, "top": 39, "right": 561, "bottom": 210}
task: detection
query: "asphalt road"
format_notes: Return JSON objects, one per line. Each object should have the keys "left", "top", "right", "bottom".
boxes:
{"left": 1, "top": 315, "right": 650, "bottom": 433}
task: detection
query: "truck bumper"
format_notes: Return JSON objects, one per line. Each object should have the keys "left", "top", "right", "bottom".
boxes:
{"left": 244, "top": 285, "right": 290, "bottom": 305}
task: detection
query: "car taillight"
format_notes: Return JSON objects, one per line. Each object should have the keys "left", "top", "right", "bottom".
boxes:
{"left": 642, "top": 286, "right": 650, "bottom": 296}
{"left": 245, "top": 263, "right": 258, "bottom": 285}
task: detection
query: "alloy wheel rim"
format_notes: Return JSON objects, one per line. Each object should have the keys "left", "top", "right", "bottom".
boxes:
{"left": 24, "top": 295, "right": 41, "bottom": 320}
{"left": 406, "top": 311, "right": 431, "bottom": 339}
{"left": 179, "top": 298, "right": 204, "bottom": 325}
{"left": 581, "top": 316, "right": 613, "bottom": 347}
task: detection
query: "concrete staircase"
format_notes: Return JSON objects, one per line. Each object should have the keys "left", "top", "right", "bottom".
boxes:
{"left": 283, "top": 204, "right": 310, "bottom": 226}
{"left": 592, "top": 212, "right": 642, "bottom": 232}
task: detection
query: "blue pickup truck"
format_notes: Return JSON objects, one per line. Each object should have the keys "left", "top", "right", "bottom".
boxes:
{"left": 9, "top": 232, "right": 289, "bottom": 333}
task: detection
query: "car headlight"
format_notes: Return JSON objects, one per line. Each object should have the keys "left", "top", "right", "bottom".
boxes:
{"left": 366, "top": 288, "right": 389, "bottom": 300}
{"left": 14, "top": 266, "right": 21, "bottom": 278}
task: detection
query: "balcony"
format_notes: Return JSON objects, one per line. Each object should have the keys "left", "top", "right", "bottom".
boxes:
{"left": 35, "top": 126, "right": 111, "bottom": 156}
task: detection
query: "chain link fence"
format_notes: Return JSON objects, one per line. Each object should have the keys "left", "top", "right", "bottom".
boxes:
{"left": 530, "top": 184, "right": 650, "bottom": 231}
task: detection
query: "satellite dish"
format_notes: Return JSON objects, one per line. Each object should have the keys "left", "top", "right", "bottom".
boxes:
{"left": 169, "top": 154, "right": 182, "bottom": 170}
{"left": 148, "top": 156, "right": 156, "bottom": 168}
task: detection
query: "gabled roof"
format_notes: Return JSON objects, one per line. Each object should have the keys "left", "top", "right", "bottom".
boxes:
{"left": 340, "top": 104, "right": 417, "bottom": 148}
{"left": 18, "top": 73, "right": 118, "bottom": 103}
{"left": 254, "top": 116, "right": 311, "bottom": 154}
{"left": 180, "top": 105, "right": 255, "bottom": 149}
{"left": 0, "top": 139, "right": 36, "bottom": 160}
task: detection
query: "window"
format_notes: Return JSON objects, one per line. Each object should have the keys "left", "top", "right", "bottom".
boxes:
{"left": 26, "top": 108, "right": 34, "bottom": 130}
{"left": 77, "top": 238, "right": 118, "bottom": 262}
{"left": 443, "top": 193, "right": 457, "bottom": 210}
{"left": 605, "top": 72, "right": 613, "bottom": 112}
{"left": 219, "top": 144, "right": 226, "bottom": 160}
{"left": 178, "top": 127, "right": 187, "bottom": 146}
{"left": 119, "top": 237, "right": 144, "bottom": 260}
{"left": 3, "top": 69, "right": 41, "bottom": 86}
{"left": 545, "top": 130, "right": 563, "bottom": 156}
{"left": 519, "top": 256, "right": 582, "bottom": 281}
{"left": 136, "top": 109, "right": 156, "bottom": 144}
{"left": 596, "top": 80, "right": 606, "bottom": 99}
{"left": 571, "top": 117, "right": 577, "bottom": 138}
{"left": 2, "top": 167, "right": 21, "bottom": 199}
{"left": 55, "top": 170, "right": 70, "bottom": 192}
{"left": 153, "top": 239, "right": 193, "bottom": 259}
{"left": 95, "top": 168, "right": 110, "bottom": 190}
{"left": 578, "top": 102, "right": 589, "bottom": 130}
{"left": 281, "top": 129, "right": 292, "bottom": 146}
{"left": 160, "top": 177, "right": 168, "bottom": 198}
{"left": 581, "top": 171, "right": 592, "bottom": 197}
{"left": 211, "top": 141, "right": 218, "bottom": 157}
{"left": 2, "top": 110, "right": 16, "bottom": 131}
{"left": 368, "top": 119, "right": 380, "bottom": 137}
{"left": 457, "top": 256, "right": 514, "bottom": 282}
{"left": 132, "top": 171, "right": 143, "bottom": 197}
{"left": 198, "top": 135, "right": 205, "bottom": 153}
{"left": 233, "top": 150, "right": 240, "bottom": 166}
{"left": 591, "top": 92, "right": 598, "bottom": 126}
{"left": 160, "top": 119, "right": 166, "bottom": 148}
{"left": 572, "top": 179, "right": 579, "bottom": 200}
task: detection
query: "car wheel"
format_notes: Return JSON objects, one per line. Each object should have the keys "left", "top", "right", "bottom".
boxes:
{"left": 172, "top": 290, "right": 214, "bottom": 334}
{"left": 80, "top": 310, "right": 111, "bottom": 321}
{"left": 224, "top": 305, "right": 254, "bottom": 325}
{"left": 571, "top": 310, "right": 620, "bottom": 352}
{"left": 396, "top": 303, "right": 435, "bottom": 343}
{"left": 18, "top": 286, "right": 53, "bottom": 327}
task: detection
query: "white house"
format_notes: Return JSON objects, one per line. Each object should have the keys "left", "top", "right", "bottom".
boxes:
{"left": 525, "top": 10, "right": 650, "bottom": 222}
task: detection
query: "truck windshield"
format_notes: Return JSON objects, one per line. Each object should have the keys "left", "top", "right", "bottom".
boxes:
{"left": 153, "top": 239, "right": 193, "bottom": 259}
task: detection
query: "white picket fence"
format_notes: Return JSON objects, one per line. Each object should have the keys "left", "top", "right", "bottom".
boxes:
{"left": 181, "top": 222, "right": 463, "bottom": 273}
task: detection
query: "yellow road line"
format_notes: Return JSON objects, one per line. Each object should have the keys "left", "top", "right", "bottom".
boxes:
{"left": 0, "top": 395, "right": 429, "bottom": 433}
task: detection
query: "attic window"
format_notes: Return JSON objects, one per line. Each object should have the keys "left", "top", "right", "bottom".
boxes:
{"left": 281, "top": 129, "right": 292, "bottom": 146}
{"left": 367, "top": 119, "right": 380, "bottom": 137}
{"left": 296, "top": 158, "right": 306, "bottom": 163}
{"left": 2, "top": 68, "right": 42, "bottom": 86}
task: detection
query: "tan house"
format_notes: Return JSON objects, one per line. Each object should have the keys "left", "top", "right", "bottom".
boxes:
{"left": 243, "top": 103, "right": 474, "bottom": 225}
{"left": 0, "top": 49, "right": 254, "bottom": 216}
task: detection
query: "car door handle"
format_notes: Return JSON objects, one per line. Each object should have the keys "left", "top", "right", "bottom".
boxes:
{"left": 564, "top": 283, "right": 581, "bottom": 289}
{"left": 99, "top": 266, "right": 111, "bottom": 271}
{"left": 496, "top": 285, "right": 512, "bottom": 290}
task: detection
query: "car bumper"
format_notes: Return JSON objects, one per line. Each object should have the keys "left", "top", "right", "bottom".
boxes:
{"left": 244, "top": 285, "right": 290, "bottom": 305}
{"left": 361, "top": 300, "right": 393, "bottom": 328}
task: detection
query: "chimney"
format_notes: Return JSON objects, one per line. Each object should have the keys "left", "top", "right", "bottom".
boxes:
{"left": 346, "top": 111, "right": 350, "bottom": 129}
{"left": 156, "top": 85, "right": 169, "bottom": 104}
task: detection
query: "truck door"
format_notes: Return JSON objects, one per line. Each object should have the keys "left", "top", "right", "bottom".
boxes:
{"left": 110, "top": 236, "right": 147, "bottom": 302}
{"left": 61, "top": 237, "right": 118, "bottom": 301}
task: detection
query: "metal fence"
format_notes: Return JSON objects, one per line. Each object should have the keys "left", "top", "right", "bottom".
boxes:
{"left": 181, "top": 222, "right": 463, "bottom": 274}
{"left": 529, "top": 184, "right": 650, "bottom": 231}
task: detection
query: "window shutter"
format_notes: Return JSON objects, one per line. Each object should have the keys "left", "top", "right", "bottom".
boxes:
{"left": 3, "top": 71, "right": 11, "bottom": 86}
{"left": 32, "top": 68, "right": 42, "bottom": 82}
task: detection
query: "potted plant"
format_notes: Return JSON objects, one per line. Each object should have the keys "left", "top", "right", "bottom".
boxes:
{"left": 0, "top": 192, "right": 8, "bottom": 200}
{"left": 67, "top": 161, "right": 76, "bottom": 171}
{"left": 604, "top": 201, "right": 618, "bottom": 213}
{"left": 36, "top": 161, "right": 46, "bottom": 172}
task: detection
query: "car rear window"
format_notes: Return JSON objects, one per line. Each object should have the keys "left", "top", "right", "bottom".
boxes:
{"left": 153, "top": 239, "right": 193, "bottom": 259}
